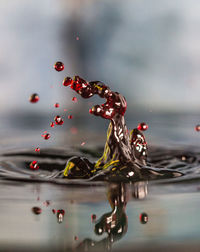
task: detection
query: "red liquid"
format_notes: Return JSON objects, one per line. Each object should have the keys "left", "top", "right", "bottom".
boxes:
{"left": 54, "top": 103, "right": 60, "bottom": 108}
{"left": 196, "top": 125, "right": 200, "bottom": 132}
{"left": 137, "top": 122, "right": 148, "bottom": 131}
{"left": 54, "top": 115, "right": 64, "bottom": 125}
{"left": 35, "top": 147, "right": 40, "bottom": 152}
{"left": 42, "top": 133, "right": 50, "bottom": 140}
{"left": 139, "top": 213, "right": 148, "bottom": 224}
{"left": 50, "top": 122, "right": 55, "bottom": 128}
{"left": 32, "top": 207, "right": 42, "bottom": 215}
{"left": 54, "top": 61, "right": 64, "bottom": 72}
{"left": 63, "top": 77, "right": 73, "bottom": 87}
{"left": 68, "top": 115, "right": 73, "bottom": 119}
{"left": 29, "top": 93, "right": 39, "bottom": 103}
{"left": 29, "top": 160, "right": 39, "bottom": 170}
{"left": 72, "top": 97, "right": 77, "bottom": 102}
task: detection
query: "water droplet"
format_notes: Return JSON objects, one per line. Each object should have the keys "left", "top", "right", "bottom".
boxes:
{"left": 29, "top": 93, "right": 39, "bottom": 103}
{"left": 68, "top": 115, "right": 73, "bottom": 119}
{"left": 29, "top": 160, "right": 39, "bottom": 170}
{"left": 195, "top": 125, "right": 200, "bottom": 131}
{"left": 54, "top": 61, "right": 64, "bottom": 72}
{"left": 54, "top": 115, "right": 64, "bottom": 125}
{"left": 42, "top": 133, "right": 50, "bottom": 140}
{"left": 35, "top": 147, "right": 40, "bottom": 152}
{"left": 32, "top": 207, "right": 42, "bottom": 215}
{"left": 91, "top": 214, "right": 96, "bottom": 222}
{"left": 137, "top": 122, "right": 148, "bottom": 131}
{"left": 54, "top": 103, "right": 60, "bottom": 108}
{"left": 72, "top": 97, "right": 77, "bottom": 102}
{"left": 139, "top": 213, "right": 148, "bottom": 224}
{"left": 50, "top": 122, "right": 55, "bottom": 128}
{"left": 57, "top": 209, "right": 65, "bottom": 223}
{"left": 63, "top": 77, "right": 73, "bottom": 87}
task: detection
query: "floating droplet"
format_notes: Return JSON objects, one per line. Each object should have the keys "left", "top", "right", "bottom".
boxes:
{"left": 50, "top": 122, "right": 55, "bottom": 128}
{"left": 57, "top": 209, "right": 65, "bottom": 223}
{"left": 42, "top": 133, "right": 50, "bottom": 140}
{"left": 81, "top": 142, "right": 86, "bottom": 146}
{"left": 32, "top": 207, "right": 42, "bottom": 215}
{"left": 54, "top": 103, "right": 60, "bottom": 108}
{"left": 29, "top": 160, "right": 39, "bottom": 170}
{"left": 63, "top": 77, "right": 73, "bottom": 87}
{"left": 68, "top": 115, "right": 73, "bottom": 119}
{"left": 91, "top": 214, "right": 96, "bottom": 222}
{"left": 139, "top": 213, "right": 148, "bottom": 224}
{"left": 195, "top": 125, "right": 200, "bottom": 132}
{"left": 54, "top": 115, "right": 64, "bottom": 125}
{"left": 29, "top": 93, "right": 39, "bottom": 103}
{"left": 72, "top": 97, "right": 77, "bottom": 102}
{"left": 52, "top": 209, "right": 56, "bottom": 214}
{"left": 137, "top": 122, "right": 148, "bottom": 131}
{"left": 74, "top": 236, "right": 78, "bottom": 241}
{"left": 54, "top": 61, "right": 64, "bottom": 72}
{"left": 35, "top": 147, "right": 40, "bottom": 152}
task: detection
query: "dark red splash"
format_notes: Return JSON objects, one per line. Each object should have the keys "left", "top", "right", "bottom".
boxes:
{"left": 29, "top": 160, "right": 39, "bottom": 170}
{"left": 54, "top": 61, "right": 64, "bottom": 72}
{"left": 29, "top": 93, "right": 39, "bottom": 103}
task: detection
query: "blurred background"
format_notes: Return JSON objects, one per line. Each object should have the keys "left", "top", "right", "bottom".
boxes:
{"left": 1, "top": 0, "right": 200, "bottom": 149}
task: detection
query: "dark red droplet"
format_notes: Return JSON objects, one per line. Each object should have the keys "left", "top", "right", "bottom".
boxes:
{"left": 52, "top": 209, "right": 56, "bottom": 214}
{"left": 137, "top": 122, "right": 148, "bottom": 131}
{"left": 42, "top": 133, "right": 50, "bottom": 140}
{"left": 35, "top": 147, "right": 40, "bottom": 152}
{"left": 139, "top": 213, "right": 148, "bottom": 224}
{"left": 29, "top": 93, "right": 39, "bottom": 103}
{"left": 50, "top": 122, "right": 55, "bottom": 128}
{"left": 54, "top": 115, "right": 64, "bottom": 125}
{"left": 72, "top": 97, "right": 77, "bottom": 102}
{"left": 74, "top": 236, "right": 78, "bottom": 241}
{"left": 195, "top": 125, "right": 200, "bottom": 132}
{"left": 63, "top": 77, "right": 73, "bottom": 87}
{"left": 32, "top": 207, "right": 42, "bottom": 215}
{"left": 29, "top": 160, "right": 39, "bottom": 170}
{"left": 54, "top": 61, "right": 64, "bottom": 72}
{"left": 54, "top": 103, "right": 60, "bottom": 108}
{"left": 68, "top": 115, "right": 73, "bottom": 119}
{"left": 91, "top": 214, "right": 96, "bottom": 222}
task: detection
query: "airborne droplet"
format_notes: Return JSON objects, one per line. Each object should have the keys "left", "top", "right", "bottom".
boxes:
{"left": 195, "top": 125, "right": 200, "bottom": 132}
{"left": 54, "top": 61, "right": 64, "bottom": 72}
{"left": 137, "top": 122, "right": 148, "bottom": 131}
{"left": 54, "top": 115, "right": 64, "bottom": 125}
{"left": 72, "top": 97, "right": 77, "bottom": 102}
{"left": 139, "top": 213, "right": 148, "bottom": 224}
{"left": 29, "top": 93, "right": 39, "bottom": 103}
{"left": 42, "top": 133, "right": 51, "bottom": 140}
{"left": 68, "top": 115, "right": 73, "bottom": 119}
{"left": 35, "top": 147, "right": 40, "bottom": 152}
{"left": 63, "top": 77, "right": 73, "bottom": 87}
{"left": 29, "top": 161, "right": 39, "bottom": 170}
{"left": 54, "top": 103, "right": 60, "bottom": 108}
{"left": 32, "top": 207, "right": 42, "bottom": 215}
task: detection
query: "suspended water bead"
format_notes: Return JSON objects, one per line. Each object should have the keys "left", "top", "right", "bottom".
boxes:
{"left": 54, "top": 61, "right": 64, "bottom": 72}
{"left": 50, "top": 122, "right": 55, "bottom": 128}
{"left": 54, "top": 115, "right": 64, "bottom": 125}
{"left": 139, "top": 213, "right": 148, "bottom": 224}
{"left": 91, "top": 214, "right": 96, "bottom": 222}
{"left": 29, "top": 93, "right": 39, "bottom": 103}
{"left": 72, "top": 97, "right": 77, "bottom": 102}
{"left": 42, "top": 133, "right": 51, "bottom": 140}
{"left": 32, "top": 207, "right": 42, "bottom": 215}
{"left": 68, "top": 115, "right": 73, "bottom": 119}
{"left": 63, "top": 77, "right": 73, "bottom": 87}
{"left": 137, "top": 122, "right": 148, "bottom": 131}
{"left": 54, "top": 103, "right": 60, "bottom": 108}
{"left": 195, "top": 125, "right": 200, "bottom": 132}
{"left": 35, "top": 147, "right": 40, "bottom": 152}
{"left": 29, "top": 160, "right": 39, "bottom": 170}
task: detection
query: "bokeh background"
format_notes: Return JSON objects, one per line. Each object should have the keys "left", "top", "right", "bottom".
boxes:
{"left": 1, "top": 0, "right": 200, "bottom": 149}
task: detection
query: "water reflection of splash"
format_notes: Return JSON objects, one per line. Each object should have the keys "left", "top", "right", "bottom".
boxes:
{"left": 77, "top": 182, "right": 148, "bottom": 251}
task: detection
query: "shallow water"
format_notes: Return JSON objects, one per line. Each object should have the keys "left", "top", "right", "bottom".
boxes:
{"left": 1, "top": 112, "right": 200, "bottom": 251}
